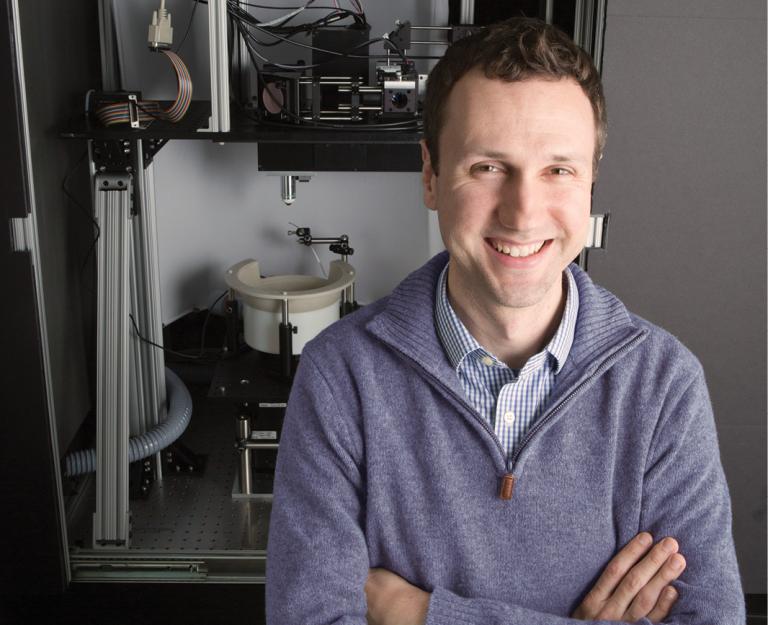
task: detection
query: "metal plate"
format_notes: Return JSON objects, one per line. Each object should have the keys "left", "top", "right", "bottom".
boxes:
{"left": 66, "top": 385, "right": 273, "bottom": 559}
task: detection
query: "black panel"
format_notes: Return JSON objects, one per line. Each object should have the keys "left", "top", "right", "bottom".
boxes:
{"left": 449, "top": 0, "right": 577, "bottom": 41}
{"left": 312, "top": 25, "right": 371, "bottom": 78}
{"left": 258, "top": 140, "right": 421, "bottom": 172}
{"left": 0, "top": 0, "right": 66, "bottom": 598}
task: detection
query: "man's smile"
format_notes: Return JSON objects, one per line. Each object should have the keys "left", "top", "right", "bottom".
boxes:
{"left": 485, "top": 238, "right": 553, "bottom": 265}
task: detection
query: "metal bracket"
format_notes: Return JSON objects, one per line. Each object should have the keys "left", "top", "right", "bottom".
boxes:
{"left": 164, "top": 442, "right": 207, "bottom": 475}
{"left": 127, "top": 94, "right": 140, "bottom": 129}
{"left": 96, "top": 173, "right": 132, "bottom": 192}
{"left": 142, "top": 138, "right": 168, "bottom": 167}
{"left": 9, "top": 216, "right": 31, "bottom": 252}
{"left": 92, "top": 139, "right": 134, "bottom": 174}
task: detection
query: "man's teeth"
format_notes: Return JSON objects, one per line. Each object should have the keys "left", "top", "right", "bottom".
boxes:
{"left": 493, "top": 240, "right": 545, "bottom": 258}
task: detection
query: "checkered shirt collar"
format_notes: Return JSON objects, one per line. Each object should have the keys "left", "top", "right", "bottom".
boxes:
{"left": 434, "top": 263, "right": 579, "bottom": 375}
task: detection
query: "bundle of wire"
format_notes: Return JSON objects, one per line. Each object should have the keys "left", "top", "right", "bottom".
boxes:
{"left": 227, "top": 0, "right": 421, "bottom": 131}
{"left": 95, "top": 50, "right": 193, "bottom": 127}
{"left": 228, "top": 0, "right": 368, "bottom": 42}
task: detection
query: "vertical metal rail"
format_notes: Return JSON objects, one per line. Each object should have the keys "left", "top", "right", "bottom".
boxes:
{"left": 93, "top": 173, "right": 132, "bottom": 548}
{"left": 97, "top": 0, "right": 121, "bottom": 91}
{"left": 592, "top": 0, "right": 607, "bottom": 73}
{"left": 459, "top": 0, "right": 475, "bottom": 24}
{"left": 131, "top": 145, "right": 167, "bottom": 480}
{"left": 238, "top": 415, "right": 252, "bottom": 495}
{"left": 208, "top": 0, "right": 230, "bottom": 132}
{"left": 545, "top": 0, "right": 554, "bottom": 24}
{"left": 129, "top": 243, "right": 148, "bottom": 441}
{"left": 573, "top": 0, "right": 585, "bottom": 50}
{"left": 574, "top": 0, "right": 603, "bottom": 62}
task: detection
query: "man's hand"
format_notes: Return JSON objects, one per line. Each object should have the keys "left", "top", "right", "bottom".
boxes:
{"left": 572, "top": 532, "right": 686, "bottom": 623}
{"left": 365, "top": 568, "right": 430, "bottom": 625}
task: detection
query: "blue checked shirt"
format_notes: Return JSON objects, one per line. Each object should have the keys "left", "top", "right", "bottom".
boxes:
{"left": 435, "top": 264, "right": 579, "bottom": 461}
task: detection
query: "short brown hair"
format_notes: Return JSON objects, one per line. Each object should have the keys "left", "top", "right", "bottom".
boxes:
{"left": 423, "top": 18, "right": 607, "bottom": 177}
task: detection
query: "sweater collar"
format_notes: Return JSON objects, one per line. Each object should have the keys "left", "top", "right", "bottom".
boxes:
{"left": 366, "top": 251, "right": 645, "bottom": 396}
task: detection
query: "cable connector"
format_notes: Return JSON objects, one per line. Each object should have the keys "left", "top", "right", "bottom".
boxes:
{"left": 148, "top": 2, "right": 173, "bottom": 50}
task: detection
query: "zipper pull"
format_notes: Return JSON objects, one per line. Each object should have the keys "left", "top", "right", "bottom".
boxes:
{"left": 499, "top": 473, "right": 515, "bottom": 500}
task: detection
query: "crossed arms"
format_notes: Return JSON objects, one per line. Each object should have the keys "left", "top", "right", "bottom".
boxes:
{"left": 265, "top": 351, "right": 745, "bottom": 625}
{"left": 366, "top": 531, "right": 684, "bottom": 624}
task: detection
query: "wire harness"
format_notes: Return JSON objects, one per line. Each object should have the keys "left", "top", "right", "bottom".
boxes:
{"left": 94, "top": 50, "right": 193, "bottom": 127}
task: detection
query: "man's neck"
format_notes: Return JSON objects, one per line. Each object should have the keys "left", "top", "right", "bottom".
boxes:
{"left": 447, "top": 274, "right": 567, "bottom": 370}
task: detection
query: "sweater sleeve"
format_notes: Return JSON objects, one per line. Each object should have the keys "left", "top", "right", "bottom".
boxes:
{"left": 637, "top": 366, "right": 745, "bottom": 624}
{"left": 265, "top": 351, "right": 369, "bottom": 625}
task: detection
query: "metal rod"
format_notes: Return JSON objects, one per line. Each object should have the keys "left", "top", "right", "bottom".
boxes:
{"left": 302, "top": 237, "right": 346, "bottom": 244}
{"left": 303, "top": 80, "right": 356, "bottom": 86}
{"left": 410, "top": 26, "right": 453, "bottom": 31}
{"left": 240, "top": 448, "right": 252, "bottom": 494}
{"left": 244, "top": 443, "right": 280, "bottom": 450}
{"left": 574, "top": 0, "right": 585, "bottom": 46}
{"left": 337, "top": 87, "right": 381, "bottom": 93}
{"left": 301, "top": 116, "right": 357, "bottom": 121}
{"left": 545, "top": 0, "right": 554, "bottom": 24}
{"left": 238, "top": 415, "right": 252, "bottom": 495}
{"left": 338, "top": 105, "right": 382, "bottom": 111}
{"left": 279, "top": 299, "right": 293, "bottom": 378}
{"left": 281, "top": 299, "right": 289, "bottom": 325}
{"left": 411, "top": 41, "right": 450, "bottom": 46}
{"left": 460, "top": 0, "right": 475, "bottom": 24}
{"left": 593, "top": 0, "right": 607, "bottom": 73}
{"left": 281, "top": 175, "right": 297, "bottom": 205}
{"left": 208, "top": 0, "right": 230, "bottom": 131}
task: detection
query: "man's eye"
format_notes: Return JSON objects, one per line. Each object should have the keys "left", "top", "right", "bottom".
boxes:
{"left": 471, "top": 164, "right": 502, "bottom": 174}
{"left": 551, "top": 167, "right": 572, "bottom": 176}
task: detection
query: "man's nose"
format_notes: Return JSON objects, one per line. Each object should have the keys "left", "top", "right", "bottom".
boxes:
{"left": 497, "top": 175, "right": 541, "bottom": 231}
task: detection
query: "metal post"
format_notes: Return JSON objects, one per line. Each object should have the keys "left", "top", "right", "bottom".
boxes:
{"left": 279, "top": 300, "right": 293, "bottom": 379}
{"left": 238, "top": 414, "right": 252, "bottom": 495}
{"left": 459, "top": 0, "right": 475, "bottom": 24}
{"left": 97, "top": 0, "right": 122, "bottom": 91}
{"left": 207, "top": 0, "right": 230, "bottom": 132}
{"left": 573, "top": 0, "right": 585, "bottom": 48}
{"left": 281, "top": 175, "right": 297, "bottom": 205}
{"left": 131, "top": 144, "right": 167, "bottom": 480}
{"left": 592, "top": 0, "right": 607, "bottom": 73}
{"left": 545, "top": 0, "right": 554, "bottom": 24}
{"left": 93, "top": 172, "right": 132, "bottom": 549}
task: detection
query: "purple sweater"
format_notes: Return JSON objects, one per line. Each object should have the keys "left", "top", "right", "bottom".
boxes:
{"left": 266, "top": 252, "right": 744, "bottom": 625}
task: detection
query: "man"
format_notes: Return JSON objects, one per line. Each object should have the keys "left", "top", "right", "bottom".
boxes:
{"left": 265, "top": 18, "right": 744, "bottom": 625}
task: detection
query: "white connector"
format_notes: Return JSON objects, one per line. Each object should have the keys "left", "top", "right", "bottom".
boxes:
{"left": 148, "top": 1, "right": 173, "bottom": 49}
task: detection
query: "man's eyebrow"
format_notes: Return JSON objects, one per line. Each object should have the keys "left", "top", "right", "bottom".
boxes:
{"left": 465, "top": 150, "right": 589, "bottom": 165}
{"left": 550, "top": 153, "right": 589, "bottom": 164}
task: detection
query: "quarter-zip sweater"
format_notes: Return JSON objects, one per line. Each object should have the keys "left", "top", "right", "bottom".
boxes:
{"left": 265, "top": 252, "right": 744, "bottom": 625}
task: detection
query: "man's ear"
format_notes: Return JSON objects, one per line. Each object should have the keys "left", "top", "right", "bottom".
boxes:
{"left": 420, "top": 140, "right": 438, "bottom": 211}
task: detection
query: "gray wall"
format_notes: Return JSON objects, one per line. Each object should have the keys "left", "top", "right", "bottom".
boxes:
{"left": 590, "top": 0, "right": 766, "bottom": 593}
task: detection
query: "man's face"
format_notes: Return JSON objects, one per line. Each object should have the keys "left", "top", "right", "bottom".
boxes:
{"left": 422, "top": 71, "right": 595, "bottom": 314}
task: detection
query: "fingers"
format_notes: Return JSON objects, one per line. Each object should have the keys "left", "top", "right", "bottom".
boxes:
{"left": 624, "top": 550, "right": 686, "bottom": 621}
{"left": 613, "top": 538, "right": 685, "bottom": 621}
{"left": 584, "top": 532, "right": 654, "bottom": 606}
{"left": 625, "top": 551, "right": 686, "bottom": 621}
{"left": 645, "top": 585, "right": 680, "bottom": 623}
{"left": 572, "top": 533, "right": 686, "bottom": 623}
